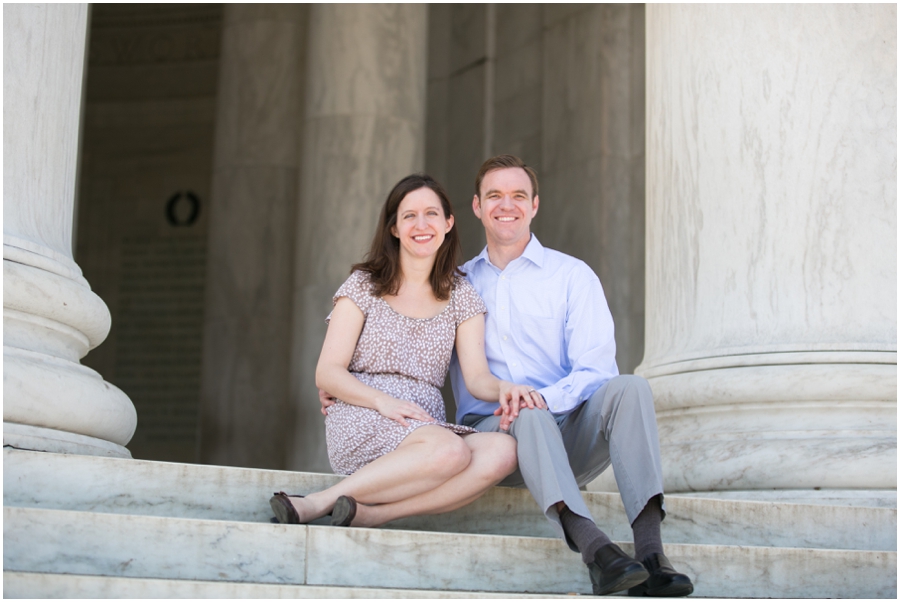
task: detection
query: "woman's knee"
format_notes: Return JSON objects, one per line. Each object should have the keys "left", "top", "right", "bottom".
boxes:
{"left": 496, "top": 435, "right": 518, "bottom": 477}
{"left": 477, "top": 433, "right": 518, "bottom": 479}
{"left": 420, "top": 430, "right": 471, "bottom": 477}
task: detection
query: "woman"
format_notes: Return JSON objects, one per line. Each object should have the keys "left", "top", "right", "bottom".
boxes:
{"left": 270, "top": 174, "right": 541, "bottom": 528}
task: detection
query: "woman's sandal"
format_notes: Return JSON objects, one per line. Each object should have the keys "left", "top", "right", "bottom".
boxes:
{"left": 269, "top": 491, "right": 304, "bottom": 524}
{"left": 331, "top": 495, "right": 358, "bottom": 527}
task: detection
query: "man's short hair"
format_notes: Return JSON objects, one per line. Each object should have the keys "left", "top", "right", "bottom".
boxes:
{"left": 474, "top": 154, "right": 539, "bottom": 199}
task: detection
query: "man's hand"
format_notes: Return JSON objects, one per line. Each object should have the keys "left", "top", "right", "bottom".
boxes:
{"left": 318, "top": 388, "right": 337, "bottom": 416}
{"left": 494, "top": 382, "right": 546, "bottom": 430}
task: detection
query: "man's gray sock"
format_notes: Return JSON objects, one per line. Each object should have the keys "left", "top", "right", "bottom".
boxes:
{"left": 632, "top": 494, "right": 664, "bottom": 562}
{"left": 558, "top": 505, "right": 612, "bottom": 564}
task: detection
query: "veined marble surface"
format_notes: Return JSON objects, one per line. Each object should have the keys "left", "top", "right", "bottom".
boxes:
{"left": 4, "top": 507, "right": 306, "bottom": 585}
{"left": 4, "top": 4, "right": 86, "bottom": 257}
{"left": 3, "top": 572, "right": 571, "bottom": 599}
{"left": 4, "top": 505, "right": 896, "bottom": 598}
{"left": 640, "top": 3, "right": 897, "bottom": 501}
{"left": 4, "top": 4, "right": 137, "bottom": 457}
{"left": 4, "top": 347, "right": 136, "bottom": 447}
{"left": 3, "top": 423, "right": 130, "bottom": 458}
{"left": 642, "top": 3, "right": 896, "bottom": 366}
{"left": 678, "top": 489, "right": 898, "bottom": 509}
{"left": 305, "top": 524, "right": 588, "bottom": 594}
{"left": 4, "top": 448, "right": 896, "bottom": 552}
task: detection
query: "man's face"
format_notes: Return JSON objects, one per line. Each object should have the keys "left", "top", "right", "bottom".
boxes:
{"left": 473, "top": 167, "right": 539, "bottom": 249}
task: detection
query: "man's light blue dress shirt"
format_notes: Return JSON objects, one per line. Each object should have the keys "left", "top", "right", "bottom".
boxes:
{"left": 450, "top": 235, "right": 619, "bottom": 422}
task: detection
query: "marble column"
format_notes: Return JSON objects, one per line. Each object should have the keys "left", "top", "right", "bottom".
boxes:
{"left": 3, "top": 3, "right": 137, "bottom": 457}
{"left": 290, "top": 4, "right": 427, "bottom": 471}
{"left": 640, "top": 5, "right": 896, "bottom": 501}
{"left": 199, "top": 4, "right": 307, "bottom": 469}
{"left": 536, "top": 4, "right": 646, "bottom": 374}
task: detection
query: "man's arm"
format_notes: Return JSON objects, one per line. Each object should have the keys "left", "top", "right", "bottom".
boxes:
{"left": 536, "top": 265, "right": 618, "bottom": 413}
{"left": 454, "top": 312, "right": 546, "bottom": 429}
{"left": 318, "top": 388, "right": 336, "bottom": 416}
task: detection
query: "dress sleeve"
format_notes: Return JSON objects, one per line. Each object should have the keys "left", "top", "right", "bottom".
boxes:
{"left": 326, "top": 271, "right": 373, "bottom": 323}
{"left": 452, "top": 276, "right": 487, "bottom": 326}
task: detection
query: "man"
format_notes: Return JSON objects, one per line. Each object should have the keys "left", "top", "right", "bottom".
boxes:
{"left": 448, "top": 155, "right": 692, "bottom": 597}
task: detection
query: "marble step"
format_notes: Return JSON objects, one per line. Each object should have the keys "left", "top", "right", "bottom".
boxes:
{"left": 4, "top": 506, "right": 897, "bottom": 598}
{"left": 4, "top": 448, "right": 895, "bottom": 551}
{"left": 2, "top": 572, "right": 571, "bottom": 599}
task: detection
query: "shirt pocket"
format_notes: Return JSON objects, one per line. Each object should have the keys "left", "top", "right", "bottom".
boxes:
{"left": 515, "top": 312, "right": 563, "bottom": 368}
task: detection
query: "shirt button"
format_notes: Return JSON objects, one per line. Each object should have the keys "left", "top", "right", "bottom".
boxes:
{"left": 500, "top": 275, "right": 505, "bottom": 280}
{"left": 511, "top": 362, "right": 517, "bottom": 367}
{"left": 502, "top": 336, "right": 508, "bottom": 341}
{"left": 500, "top": 305, "right": 506, "bottom": 310}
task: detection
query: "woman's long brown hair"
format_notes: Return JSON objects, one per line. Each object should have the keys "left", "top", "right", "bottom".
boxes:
{"left": 352, "top": 174, "right": 463, "bottom": 301}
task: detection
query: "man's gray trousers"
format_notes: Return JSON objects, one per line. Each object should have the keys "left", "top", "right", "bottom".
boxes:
{"left": 461, "top": 374, "right": 665, "bottom": 549}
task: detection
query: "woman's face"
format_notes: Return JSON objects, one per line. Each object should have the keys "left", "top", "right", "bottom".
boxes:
{"left": 391, "top": 187, "right": 454, "bottom": 262}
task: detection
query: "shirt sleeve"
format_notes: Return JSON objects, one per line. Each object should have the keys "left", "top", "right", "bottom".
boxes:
{"left": 537, "top": 264, "right": 619, "bottom": 413}
{"left": 452, "top": 276, "right": 488, "bottom": 326}
{"left": 326, "top": 271, "right": 373, "bottom": 323}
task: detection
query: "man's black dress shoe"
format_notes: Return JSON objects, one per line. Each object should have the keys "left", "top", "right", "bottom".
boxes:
{"left": 587, "top": 543, "right": 650, "bottom": 596}
{"left": 627, "top": 552, "right": 693, "bottom": 597}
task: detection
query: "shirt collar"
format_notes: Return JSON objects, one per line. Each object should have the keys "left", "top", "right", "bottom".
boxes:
{"left": 472, "top": 244, "right": 491, "bottom": 266}
{"left": 520, "top": 234, "right": 545, "bottom": 268}
{"left": 473, "top": 234, "right": 545, "bottom": 270}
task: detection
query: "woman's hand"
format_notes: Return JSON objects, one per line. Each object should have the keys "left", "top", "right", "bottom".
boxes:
{"left": 374, "top": 396, "right": 436, "bottom": 427}
{"left": 495, "top": 382, "right": 546, "bottom": 430}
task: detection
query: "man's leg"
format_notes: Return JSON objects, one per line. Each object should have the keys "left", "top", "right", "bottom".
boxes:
{"left": 560, "top": 375, "right": 665, "bottom": 526}
{"left": 559, "top": 375, "right": 692, "bottom": 597}
{"left": 462, "top": 409, "right": 649, "bottom": 596}
{"left": 462, "top": 409, "right": 597, "bottom": 547}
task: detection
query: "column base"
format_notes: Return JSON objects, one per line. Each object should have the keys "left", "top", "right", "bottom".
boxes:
{"left": 4, "top": 422, "right": 132, "bottom": 459}
{"left": 638, "top": 354, "right": 896, "bottom": 493}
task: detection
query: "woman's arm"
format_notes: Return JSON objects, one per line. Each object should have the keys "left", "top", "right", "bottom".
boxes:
{"left": 454, "top": 313, "right": 545, "bottom": 429}
{"left": 316, "top": 297, "right": 435, "bottom": 426}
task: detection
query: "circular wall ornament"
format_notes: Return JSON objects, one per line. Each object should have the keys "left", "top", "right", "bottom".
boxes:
{"left": 165, "top": 191, "right": 201, "bottom": 226}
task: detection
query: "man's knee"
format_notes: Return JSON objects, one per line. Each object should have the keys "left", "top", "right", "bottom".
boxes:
{"left": 600, "top": 377, "right": 660, "bottom": 439}
{"left": 509, "top": 406, "right": 559, "bottom": 438}
{"left": 606, "top": 375, "right": 654, "bottom": 409}
{"left": 608, "top": 374, "right": 651, "bottom": 395}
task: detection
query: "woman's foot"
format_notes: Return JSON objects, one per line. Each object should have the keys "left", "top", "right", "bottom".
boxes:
{"left": 270, "top": 492, "right": 302, "bottom": 524}
{"left": 270, "top": 491, "right": 331, "bottom": 524}
{"left": 293, "top": 493, "right": 333, "bottom": 523}
{"left": 331, "top": 495, "right": 358, "bottom": 526}
{"left": 329, "top": 496, "right": 387, "bottom": 528}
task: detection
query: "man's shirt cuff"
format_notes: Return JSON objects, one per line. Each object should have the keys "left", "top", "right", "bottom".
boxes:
{"left": 538, "top": 386, "right": 581, "bottom": 415}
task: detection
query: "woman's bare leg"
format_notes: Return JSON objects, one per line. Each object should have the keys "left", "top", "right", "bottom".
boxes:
{"left": 286, "top": 425, "right": 472, "bottom": 522}
{"left": 350, "top": 432, "right": 517, "bottom": 527}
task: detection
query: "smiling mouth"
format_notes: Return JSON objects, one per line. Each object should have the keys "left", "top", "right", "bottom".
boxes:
{"left": 495, "top": 216, "right": 517, "bottom": 222}
{"left": 413, "top": 235, "right": 434, "bottom": 242}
